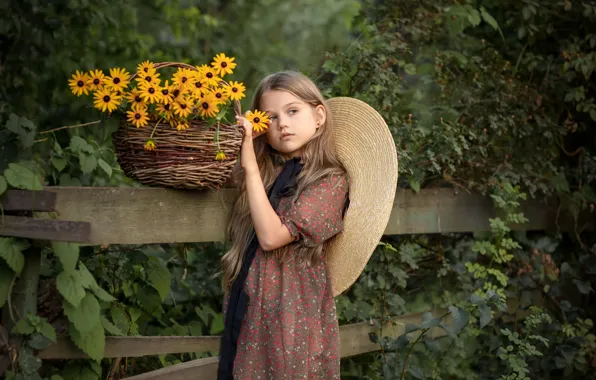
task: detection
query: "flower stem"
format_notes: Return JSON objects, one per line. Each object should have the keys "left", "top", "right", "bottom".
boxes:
{"left": 39, "top": 120, "right": 102, "bottom": 134}
{"left": 150, "top": 118, "right": 164, "bottom": 139}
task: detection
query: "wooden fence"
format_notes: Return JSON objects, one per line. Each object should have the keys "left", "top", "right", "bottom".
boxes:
{"left": 0, "top": 186, "right": 565, "bottom": 379}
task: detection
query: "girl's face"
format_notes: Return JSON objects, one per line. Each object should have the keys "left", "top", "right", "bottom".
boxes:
{"left": 260, "top": 90, "right": 326, "bottom": 160}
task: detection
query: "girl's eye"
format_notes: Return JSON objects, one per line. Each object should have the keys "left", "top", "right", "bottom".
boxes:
{"left": 269, "top": 115, "right": 277, "bottom": 121}
{"left": 288, "top": 109, "right": 297, "bottom": 115}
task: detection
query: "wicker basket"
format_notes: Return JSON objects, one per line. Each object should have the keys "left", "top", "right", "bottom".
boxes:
{"left": 112, "top": 62, "right": 243, "bottom": 190}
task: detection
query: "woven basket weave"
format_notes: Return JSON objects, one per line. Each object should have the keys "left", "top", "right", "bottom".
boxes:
{"left": 112, "top": 62, "right": 243, "bottom": 190}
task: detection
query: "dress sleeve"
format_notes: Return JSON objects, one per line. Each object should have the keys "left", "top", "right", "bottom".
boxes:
{"left": 278, "top": 174, "right": 348, "bottom": 248}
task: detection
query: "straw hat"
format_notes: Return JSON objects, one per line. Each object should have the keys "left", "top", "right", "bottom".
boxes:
{"left": 324, "top": 97, "right": 398, "bottom": 297}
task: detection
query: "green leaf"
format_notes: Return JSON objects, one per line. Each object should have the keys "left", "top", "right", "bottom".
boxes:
{"left": 13, "top": 318, "right": 35, "bottom": 335}
{"left": 18, "top": 348, "right": 42, "bottom": 374}
{"left": 27, "top": 333, "right": 53, "bottom": 350}
{"left": 90, "top": 284, "right": 116, "bottom": 302}
{"left": 0, "top": 264, "right": 14, "bottom": 308}
{"left": 409, "top": 176, "right": 421, "bottom": 193}
{"left": 448, "top": 306, "right": 470, "bottom": 334}
{"left": 573, "top": 279, "right": 594, "bottom": 294}
{"left": 420, "top": 313, "right": 442, "bottom": 329}
{"left": 101, "top": 316, "right": 125, "bottom": 336}
{"left": 69, "top": 321, "right": 105, "bottom": 362}
{"left": 52, "top": 242, "right": 79, "bottom": 273}
{"left": 56, "top": 271, "right": 86, "bottom": 308}
{"left": 479, "top": 304, "right": 492, "bottom": 328}
{"left": 590, "top": 109, "right": 596, "bottom": 122}
{"left": 146, "top": 256, "right": 171, "bottom": 301}
{"left": 79, "top": 152, "right": 97, "bottom": 174}
{"left": 5, "top": 113, "right": 36, "bottom": 148}
{"left": 63, "top": 292, "right": 101, "bottom": 333}
{"left": 69, "top": 136, "right": 94, "bottom": 154}
{"left": 110, "top": 307, "right": 130, "bottom": 335}
{"left": 0, "top": 175, "right": 7, "bottom": 196}
{"left": 97, "top": 158, "right": 112, "bottom": 177}
{"left": 51, "top": 157, "right": 68, "bottom": 172}
{"left": 0, "top": 237, "right": 28, "bottom": 274}
{"left": 210, "top": 313, "right": 224, "bottom": 335}
{"left": 76, "top": 263, "right": 97, "bottom": 289}
{"left": 3, "top": 163, "right": 42, "bottom": 191}
{"left": 59, "top": 173, "right": 83, "bottom": 187}
{"left": 39, "top": 320, "right": 57, "bottom": 342}
{"left": 136, "top": 286, "right": 163, "bottom": 316}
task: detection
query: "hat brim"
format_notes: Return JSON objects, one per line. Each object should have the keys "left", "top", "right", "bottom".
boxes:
{"left": 325, "top": 97, "right": 398, "bottom": 297}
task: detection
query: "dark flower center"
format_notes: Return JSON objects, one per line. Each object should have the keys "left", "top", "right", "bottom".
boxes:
{"left": 232, "top": 87, "right": 238, "bottom": 92}
{"left": 254, "top": 117, "right": 260, "bottom": 123}
{"left": 145, "top": 76, "right": 152, "bottom": 82}
{"left": 164, "top": 104, "right": 171, "bottom": 111}
{"left": 148, "top": 88, "right": 155, "bottom": 94}
{"left": 162, "top": 89, "right": 169, "bottom": 95}
{"left": 173, "top": 89, "right": 180, "bottom": 97}
{"left": 201, "top": 102, "right": 209, "bottom": 109}
{"left": 113, "top": 78, "right": 120, "bottom": 84}
{"left": 143, "top": 67, "right": 149, "bottom": 72}
{"left": 135, "top": 96, "right": 142, "bottom": 102}
{"left": 195, "top": 82, "right": 202, "bottom": 88}
{"left": 221, "top": 62, "right": 227, "bottom": 68}
{"left": 181, "top": 104, "right": 187, "bottom": 109}
{"left": 182, "top": 77, "right": 187, "bottom": 83}
{"left": 103, "top": 95, "right": 111, "bottom": 102}
{"left": 216, "top": 93, "right": 222, "bottom": 98}
{"left": 93, "top": 79, "right": 100, "bottom": 85}
{"left": 206, "top": 72, "right": 213, "bottom": 78}
{"left": 77, "top": 80, "right": 84, "bottom": 87}
{"left": 135, "top": 113, "right": 141, "bottom": 120}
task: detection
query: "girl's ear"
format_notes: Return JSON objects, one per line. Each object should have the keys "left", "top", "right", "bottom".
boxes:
{"left": 314, "top": 104, "right": 327, "bottom": 128}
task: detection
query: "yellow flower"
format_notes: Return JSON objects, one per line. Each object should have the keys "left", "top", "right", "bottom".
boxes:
{"left": 211, "top": 87, "right": 230, "bottom": 105}
{"left": 169, "top": 82, "right": 188, "bottom": 101}
{"left": 190, "top": 78, "right": 210, "bottom": 98}
{"left": 139, "top": 81, "right": 163, "bottom": 104}
{"left": 246, "top": 110, "right": 270, "bottom": 133}
{"left": 156, "top": 102, "right": 174, "bottom": 119}
{"left": 126, "top": 88, "right": 146, "bottom": 109}
{"left": 197, "top": 94, "right": 220, "bottom": 118}
{"left": 215, "top": 150, "right": 228, "bottom": 161}
{"left": 158, "top": 80, "right": 175, "bottom": 105}
{"left": 135, "top": 70, "right": 161, "bottom": 86}
{"left": 87, "top": 69, "right": 106, "bottom": 91}
{"left": 68, "top": 70, "right": 92, "bottom": 96}
{"left": 211, "top": 53, "right": 237, "bottom": 77}
{"left": 137, "top": 60, "right": 157, "bottom": 75}
{"left": 223, "top": 81, "right": 246, "bottom": 101}
{"left": 126, "top": 106, "right": 150, "bottom": 128}
{"left": 176, "top": 121, "right": 190, "bottom": 131}
{"left": 201, "top": 66, "right": 221, "bottom": 88}
{"left": 144, "top": 139, "right": 156, "bottom": 151}
{"left": 172, "top": 68, "right": 195, "bottom": 87}
{"left": 105, "top": 68, "right": 131, "bottom": 92}
{"left": 172, "top": 98, "right": 193, "bottom": 118}
{"left": 93, "top": 88, "right": 122, "bottom": 113}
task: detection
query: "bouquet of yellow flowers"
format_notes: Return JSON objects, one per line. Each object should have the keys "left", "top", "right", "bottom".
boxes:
{"left": 67, "top": 55, "right": 268, "bottom": 189}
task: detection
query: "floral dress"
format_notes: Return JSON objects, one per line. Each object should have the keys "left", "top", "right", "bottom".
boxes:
{"left": 225, "top": 174, "right": 348, "bottom": 379}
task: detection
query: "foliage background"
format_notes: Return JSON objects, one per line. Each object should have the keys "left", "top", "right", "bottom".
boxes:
{"left": 0, "top": 0, "right": 595, "bottom": 379}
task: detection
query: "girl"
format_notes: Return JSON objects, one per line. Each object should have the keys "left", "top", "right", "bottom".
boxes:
{"left": 217, "top": 71, "right": 348, "bottom": 379}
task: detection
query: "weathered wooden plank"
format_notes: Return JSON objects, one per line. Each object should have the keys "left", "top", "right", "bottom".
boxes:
{"left": 0, "top": 215, "right": 91, "bottom": 242}
{"left": 122, "top": 315, "right": 448, "bottom": 380}
{"left": 43, "top": 187, "right": 556, "bottom": 245}
{"left": 38, "top": 335, "right": 221, "bottom": 360}
{"left": 1, "top": 190, "right": 56, "bottom": 212}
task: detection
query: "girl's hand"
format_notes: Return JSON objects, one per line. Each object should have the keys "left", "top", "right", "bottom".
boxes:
{"left": 236, "top": 113, "right": 259, "bottom": 172}
{"left": 236, "top": 112, "right": 268, "bottom": 140}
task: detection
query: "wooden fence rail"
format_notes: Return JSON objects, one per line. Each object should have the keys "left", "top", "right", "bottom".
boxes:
{"left": 0, "top": 186, "right": 566, "bottom": 379}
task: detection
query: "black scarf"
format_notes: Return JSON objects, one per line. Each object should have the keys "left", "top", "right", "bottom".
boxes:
{"left": 217, "top": 157, "right": 304, "bottom": 380}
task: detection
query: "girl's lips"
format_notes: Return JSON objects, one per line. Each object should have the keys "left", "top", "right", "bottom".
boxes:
{"left": 280, "top": 133, "right": 294, "bottom": 140}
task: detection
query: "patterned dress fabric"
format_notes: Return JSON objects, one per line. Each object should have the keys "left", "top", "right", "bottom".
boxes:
{"left": 225, "top": 174, "right": 348, "bottom": 379}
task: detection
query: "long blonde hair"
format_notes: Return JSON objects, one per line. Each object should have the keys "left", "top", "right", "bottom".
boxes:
{"left": 220, "top": 71, "right": 345, "bottom": 292}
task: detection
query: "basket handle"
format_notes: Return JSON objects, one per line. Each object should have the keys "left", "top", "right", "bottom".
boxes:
{"left": 130, "top": 61, "right": 242, "bottom": 117}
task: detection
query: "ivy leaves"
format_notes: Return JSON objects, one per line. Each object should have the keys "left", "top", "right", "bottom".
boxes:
{"left": 51, "top": 242, "right": 116, "bottom": 361}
